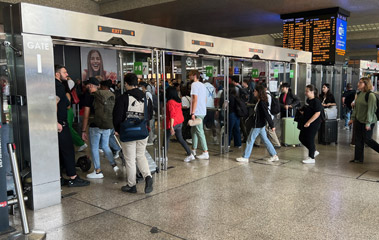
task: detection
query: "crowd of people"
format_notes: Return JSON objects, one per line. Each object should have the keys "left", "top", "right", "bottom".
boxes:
{"left": 55, "top": 64, "right": 379, "bottom": 194}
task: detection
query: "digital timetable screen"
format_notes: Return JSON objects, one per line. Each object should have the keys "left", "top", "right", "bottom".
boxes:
{"left": 282, "top": 10, "right": 348, "bottom": 65}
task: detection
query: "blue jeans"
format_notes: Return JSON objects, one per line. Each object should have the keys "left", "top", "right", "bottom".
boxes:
{"left": 89, "top": 127, "right": 116, "bottom": 170}
{"left": 243, "top": 127, "right": 277, "bottom": 158}
{"left": 228, "top": 112, "right": 241, "bottom": 147}
{"left": 345, "top": 108, "right": 351, "bottom": 127}
{"left": 109, "top": 129, "right": 121, "bottom": 152}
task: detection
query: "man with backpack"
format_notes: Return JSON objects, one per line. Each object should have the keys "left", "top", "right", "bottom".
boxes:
{"left": 255, "top": 82, "right": 281, "bottom": 148}
{"left": 81, "top": 77, "right": 120, "bottom": 179}
{"left": 113, "top": 73, "right": 154, "bottom": 194}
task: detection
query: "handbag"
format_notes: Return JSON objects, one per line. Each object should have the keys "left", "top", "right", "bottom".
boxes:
{"left": 324, "top": 106, "right": 337, "bottom": 120}
{"left": 71, "top": 89, "right": 80, "bottom": 104}
{"left": 119, "top": 96, "right": 149, "bottom": 142}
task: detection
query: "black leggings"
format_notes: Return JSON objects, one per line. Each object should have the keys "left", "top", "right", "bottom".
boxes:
{"left": 166, "top": 123, "right": 192, "bottom": 156}
{"left": 354, "top": 121, "right": 379, "bottom": 161}
{"left": 299, "top": 123, "right": 320, "bottom": 159}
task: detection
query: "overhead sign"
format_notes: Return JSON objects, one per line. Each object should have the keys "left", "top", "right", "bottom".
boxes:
{"left": 336, "top": 17, "right": 347, "bottom": 56}
{"left": 290, "top": 70, "right": 294, "bottom": 78}
{"left": 98, "top": 25, "right": 135, "bottom": 36}
{"left": 134, "top": 62, "right": 143, "bottom": 75}
{"left": 274, "top": 69, "right": 279, "bottom": 78}
{"left": 206, "top": 66, "right": 214, "bottom": 77}
{"left": 249, "top": 48, "right": 264, "bottom": 54}
{"left": 192, "top": 40, "right": 214, "bottom": 47}
{"left": 234, "top": 67, "right": 240, "bottom": 74}
{"left": 252, "top": 69, "right": 259, "bottom": 78}
{"left": 281, "top": 8, "right": 350, "bottom": 65}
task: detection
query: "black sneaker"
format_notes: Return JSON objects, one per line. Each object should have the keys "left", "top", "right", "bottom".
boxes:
{"left": 349, "top": 159, "right": 363, "bottom": 164}
{"left": 145, "top": 176, "right": 153, "bottom": 194}
{"left": 121, "top": 185, "right": 137, "bottom": 193}
{"left": 68, "top": 176, "right": 90, "bottom": 187}
{"left": 61, "top": 177, "right": 69, "bottom": 187}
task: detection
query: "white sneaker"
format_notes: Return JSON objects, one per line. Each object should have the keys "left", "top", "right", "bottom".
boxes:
{"left": 196, "top": 152, "right": 209, "bottom": 160}
{"left": 236, "top": 157, "right": 249, "bottom": 163}
{"left": 192, "top": 150, "right": 196, "bottom": 156}
{"left": 146, "top": 142, "right": 154, "bottom": 146}
{"left": 343, "top": 126, "right": 350, "bottom": 130}
{"left": 78, "top": 143, "right": 88, "bottom": 152}
{"left": 302, "top": 158, "right": 315, "bottom": 164}
{"left": 267, "top": 155, "right": 279, "bottom": 162}
{"left": 113, "top": 150, "right": 120, "bottom": 159}
{"left": 99, "top": 149, "right": 104, "bottom": 153}
{"left": 186, "top": 139, "right": 193, "bottom": 144}
{"left": 184, "top": 154, "right": 195, "bottom": 162}
{"left": 314, "top": 151, "right": 319, "bottom": 157}
{"left": 86, "top": 170, "right": 104, "bottom": 179}
{"left": 113, "top": 165, "right": 120, "bottom": 175}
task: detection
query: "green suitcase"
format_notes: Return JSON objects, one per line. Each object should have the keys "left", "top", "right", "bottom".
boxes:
{"left": 281, "top": 109, "right": 301, "bottom": 146}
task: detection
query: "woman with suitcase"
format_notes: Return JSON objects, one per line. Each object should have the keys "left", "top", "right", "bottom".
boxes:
{"left": 348, "top": 77, "right": 379, "bottom": 163}
{"left": 236, "top": 85, "right": 279, "bottom": 163}
{"left": 299, "top": 85, "right": 323, "bottom": 164}
{"left": 319, "top": 83, "right": 337, "bottom": 108}
{"left": 279, "top": 82, "right": 300, "bottom": 118}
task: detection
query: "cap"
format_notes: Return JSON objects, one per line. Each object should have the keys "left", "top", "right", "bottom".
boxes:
{"left": 85, "top": 77, "right": 100, "bottom": 86}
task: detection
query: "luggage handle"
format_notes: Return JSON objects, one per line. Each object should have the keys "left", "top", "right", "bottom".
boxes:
{"left": 286, "top": 108, "right": 294, "bottom": 118}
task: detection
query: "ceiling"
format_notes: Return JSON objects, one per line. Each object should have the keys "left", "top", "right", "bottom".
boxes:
{"left": 102, "top": 0, "right": 379, "bottom": 60}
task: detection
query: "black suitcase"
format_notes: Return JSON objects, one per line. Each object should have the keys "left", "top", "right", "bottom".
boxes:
{"left": 318, "top": 119, "right": 338, "bottom": 144}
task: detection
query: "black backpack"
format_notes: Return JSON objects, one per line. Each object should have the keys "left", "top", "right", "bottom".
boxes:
{"left": 358, "top": 91, "right": 379, "bottom": 120}
{"left": 235, "top": 97, "right": 248, "bottom": 118}
{"left": 268, "top": 92, "right": 280, "bottom": 115}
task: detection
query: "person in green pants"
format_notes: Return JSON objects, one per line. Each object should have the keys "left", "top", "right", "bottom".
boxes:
{"left": 67, "top": 79, "right": 87, "bottom": 152}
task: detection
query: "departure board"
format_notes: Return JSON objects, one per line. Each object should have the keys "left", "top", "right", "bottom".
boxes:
{"left": 281, "top": 8, "right": 349, "bottom": 65}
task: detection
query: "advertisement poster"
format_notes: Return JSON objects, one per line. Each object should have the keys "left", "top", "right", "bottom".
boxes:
{"left": 81, "top": 47, "right": 118, "bottom": 82}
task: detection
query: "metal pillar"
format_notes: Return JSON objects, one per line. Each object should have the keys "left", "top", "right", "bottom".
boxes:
{"left": 155, "top": 50, "right": 162, "bottom": 170}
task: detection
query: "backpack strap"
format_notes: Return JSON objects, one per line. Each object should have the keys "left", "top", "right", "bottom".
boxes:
{"left": 365, "top": 91, "right": 372, "bottom": 102}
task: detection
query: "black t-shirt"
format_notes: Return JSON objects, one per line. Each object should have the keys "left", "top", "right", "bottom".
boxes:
{"left": 304, "top": 98, "right": 322, "bottom": 126}
{"left": 319, "top": 93, "right": 336, "bottom": 105}
{"left": 342, "top": 90, "right": 356, "bottom": 110}
{"left": 82, "top": 91, "right": 97, "bottom": 127}
{"left": 56, "top": 79, "right": 69, "bottom": 124}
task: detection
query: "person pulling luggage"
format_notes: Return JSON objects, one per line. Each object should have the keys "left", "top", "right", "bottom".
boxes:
{"left": 113, "top": 73, "right": 154, "bottom": 194}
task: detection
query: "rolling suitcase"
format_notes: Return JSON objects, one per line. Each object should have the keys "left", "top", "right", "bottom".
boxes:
{"left": 113, "top": 134, "right": 158, "bottom": 174}
{"left": 281, "top": 109, "right": 301, "bottom": 146}
{"left": 318, "top": 119, "right": 338, "bottom": 144}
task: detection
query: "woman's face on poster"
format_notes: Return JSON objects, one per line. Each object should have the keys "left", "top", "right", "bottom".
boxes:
{"left": 90, "top": 51, "right": 102, "bottom": 72}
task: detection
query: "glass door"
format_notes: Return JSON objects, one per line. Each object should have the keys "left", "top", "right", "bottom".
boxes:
{"left": 164, "top": 51, "right": 228, "bottom": 155}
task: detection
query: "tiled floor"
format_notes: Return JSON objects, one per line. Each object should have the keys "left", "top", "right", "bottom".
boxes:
{"left": 5, "top": 122, "right": 379, "bottom": 240}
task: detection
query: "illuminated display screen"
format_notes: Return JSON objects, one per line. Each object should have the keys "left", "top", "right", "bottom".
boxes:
{"left": 98, "top": 26, "right": 135, "bottom": 36}
{"left": 282, "top": 10, "right": 348, "bottom": 65}
{"left": 192, "top": 40, "right": 214, "bottom": 47}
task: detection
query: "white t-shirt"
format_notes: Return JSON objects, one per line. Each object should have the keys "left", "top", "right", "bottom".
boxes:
{"left": 146, "top": 91, "right": 153, "bottom": 106}
{"left": 181, "top": 96, "right": 191, "bottom": 108}
{"left": 266, "top": 90, "right": 274, "bottom": 120}
{"left": 190, "top": 81, "right": 207, "bottom": 116}
{"left": 204, "top": 82, "right": 216, "bottom": 108}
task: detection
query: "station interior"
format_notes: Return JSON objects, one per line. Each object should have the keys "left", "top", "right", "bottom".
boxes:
{"left": 0, "top": 0, "right": 379, "bottom": 239}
